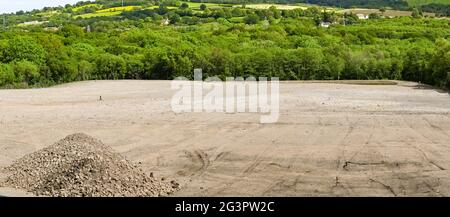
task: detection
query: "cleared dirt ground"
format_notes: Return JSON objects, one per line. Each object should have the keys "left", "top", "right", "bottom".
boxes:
{"left": 1, "top": 80, "right": 450, "bottom": 196}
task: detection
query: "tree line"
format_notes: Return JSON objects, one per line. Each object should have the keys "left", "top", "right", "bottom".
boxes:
{"left": 0, "top": 5, "right": 449, "bottom": 89}
{"left": 421, "top": 4, "right": 450, "bottom": 17}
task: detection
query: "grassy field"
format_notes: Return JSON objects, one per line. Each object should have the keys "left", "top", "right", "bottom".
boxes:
{"left": 96, "top": 6, "right": 142, "bottom": 13}
{"left": 146, "top": 6, "right": 178, "bottom": 9}
{"left": 73, "top": 3, "right": 322, "bottom": 19}
{"left": 340, "top": 8, "right": 435, "bottom": 17}
{"left": 243, "top": 4, "right": 308, "bottom": 10}
{"left": 72, "top": 4, "right": 103, "bottom": 12}
{"left": 180, "top": 1, "right": 229, "bottom": 9}
{"left": 228, "top": 17, "right": 245, "bottom": 23}
{"left": 73, "top": 2, "right": 440, "bottom": 19}
{"left": 75, "top": 11, "right": 122, "bottom": 18}
{"left": 407, "top": 0, "right": 450, "bottom": 6}
{"left": 75, "top": 6, "right": 142, "bottom": 18}
{"left": 36, "top": 10, "right": 59, "bottom": 17}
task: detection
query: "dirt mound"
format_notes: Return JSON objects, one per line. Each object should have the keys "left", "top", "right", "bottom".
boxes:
{"left": 0, "top": 133, "right": 179, "bottom": 197}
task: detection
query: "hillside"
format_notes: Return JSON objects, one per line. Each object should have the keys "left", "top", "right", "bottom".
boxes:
{"left": 300, "top": 0, "right": 409, "bottom": 9}
{"left": 0, "top": 0, "right": 449, "bottom": 90}
{"left": 407, "top": 0, "right": 450, "bottom": 6}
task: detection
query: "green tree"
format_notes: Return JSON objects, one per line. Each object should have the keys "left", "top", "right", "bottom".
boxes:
{"left": 122, "top": 54, "right": 145, "bottom": 79}
{"left": 244, "top": 13, "right": 260, "bottom": 24}
{"left": 95, "top": 54, "right": 126, "bottom": 79}
{"left": 12, "top": 60, "right": 40, "bottom": 84}
{"left": 231, "top": 7, "right": 243, "bottom": 17}
{"left": 4, "top": 37, "right": 46, "bottom": 65}
{"left": 158, "top": 4, "right": 169, "bottom": 15}
{"left": 412, "top": 7, "right": 423, "bottom": 18}
{"left": 431, "top": 39, "right": 450, "bottom": 88}
{"left": 403, "top": 42, "right": 435, "bottom": 83}
{"left": 213, "top": 9, "right": 226, "bottom": 19}
{"left": 77, "top": 60, "right": 95, "bottom": 81}
{"left": 295, "top": 48, "right": 324, "bottom": 80}
{"left": 344, "top": 13, "right": 358, "bottom": 25}
{"left": 0, "top": 40, "right": 7, "bottom": 62}
{"left": 179, "top": 2, "right": 189, "bottom": 10}
{"left": 0, "top": 63, "right": 15, "bottom": 86}
{"left": 59, "top": 24, "right": 85, "bottom": 39}
{"left": 200, "top": 4, "right": 207, "bottom": 11}
{"left": 168, "top": 12, "right": 181, "bottom": 24}
{"left": 368, "top": 13, "right": 381, "bottom": 19}
{"left": 268, "top": 6, "right": 281, "bottom": 19}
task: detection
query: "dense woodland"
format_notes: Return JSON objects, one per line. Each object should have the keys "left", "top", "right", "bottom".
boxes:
{"left": 0, "top": 0, "right": 449, "bottom": 89}
{"left": 421, "top": 3, "right": 450, "bottom": 16}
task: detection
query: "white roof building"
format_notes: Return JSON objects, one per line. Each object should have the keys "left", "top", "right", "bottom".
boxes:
{"left": 18, "top": 20, "right": 48, "bottom": 26}
{"left": 161, "top": 18, "right": 170, "bottom": 26}
{"left": 320, "top": 22, "right": 331, "bottom": 28}
{"left": 356, "top": 14, "right": 369, "bottom": 19}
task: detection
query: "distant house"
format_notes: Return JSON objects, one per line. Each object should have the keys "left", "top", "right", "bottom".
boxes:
{"left": 22, "top": 20, "right": 41, "bottom": 25}
{"left": 320, "top": 22, "right": 331, "bottom": 28}
{"left": 18, "top": 20, "right": 48, "bottom": 26}
{"left": 161, "top": 18, "right": 170, "bottom": 26}
{"left": 44, "top": 27, "right": 60, "bottom": 32}
{"left": 356, "top": 14, "right": 369, "bottom": 20}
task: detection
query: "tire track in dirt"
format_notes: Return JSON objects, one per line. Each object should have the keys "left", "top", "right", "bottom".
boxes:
{"left": 262, "top": 115, "right": 351, "bottom": 196}
{"left": 335, "top": 116, "right": 401, "bottom": 196}
{"left": 175, "top": 122, "right": 268, "bottom": 195}
{"left": 210, "top": 140, "right": 277, "bottom": 195}
{"left": 329, "top": 114, "right": 356, "bottom": 195}
{"left": 288, "top": 115, "right": 325, "bottom": 170}
{"left": 403, "top": 141, "right": 445, "bottom": 171}
{"left": 369, "top": 178, "right": 397, "bottom": 196}
{"left": 342, "top": 116, "right": 377, "bottom": 171}
{"left": 204, "top": 122, "right": 290, "bottom": 196}
{"left": 181, "top": 149, "right": 210, "bottom": 176}
{"left": 374, "top": 115, "right": 450, "bottom": 196}
{"left": 389, "top": 171, "right": 443, "bottom": 196}
{"left": 400, "top": 115, "right": 447, "bottom": 170}
{"left": 335, "top": 114, "right": 354, "bottom": 170}
{"left": 422, "top": 116, "right": 450, "bottom": 138}
{"left": 402, "top": 115, "right": 445, "bottom": 146}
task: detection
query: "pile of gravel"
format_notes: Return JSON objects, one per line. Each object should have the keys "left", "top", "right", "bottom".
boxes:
{"left": 0, "top": 133, "right": 179, "bottom": 197}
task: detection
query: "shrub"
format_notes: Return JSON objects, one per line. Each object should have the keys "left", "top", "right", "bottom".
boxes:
{"left": 4, "top": 37, "right": 46, "bottom": 65}
{"left": 12, "top": 60, "right": 40, "bottom": 84}
{"left": 0, "top": 63, "right": 15, "bottom": 86}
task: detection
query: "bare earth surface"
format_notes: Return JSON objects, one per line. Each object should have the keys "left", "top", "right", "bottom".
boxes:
{"left": 1, "top": 80, "right": 450, "bottom": 196}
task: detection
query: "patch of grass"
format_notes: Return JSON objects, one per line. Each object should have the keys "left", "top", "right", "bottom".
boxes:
{"left": 229, "top": 17, "right": 245, "bottom": 23}
{"left": 96, "top": 6, "right": 142, "bottom": 13}
{"left": 181, "top": 1, "right": 230, "bottom": 9}
{"left": 146, "top": 6, "right": 178, "bottom": 9}
{"left": 72, "top": 4, "right": 102, "bottom": 12}
{"left": 36, "top": 10, "right": 59, "bottom": 17}
{"left": 244, "top": 4, "right": 307, "bottom": 10}
{"left": 75, "top": 6, "right": 142, "bottom": 19}
{"left": 75, "top": 11, "right": 122, "bottom": 19}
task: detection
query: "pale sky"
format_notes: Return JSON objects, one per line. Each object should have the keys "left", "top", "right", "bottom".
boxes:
{"left": 1, "top": 0, "right": 82, "bottom": 14}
